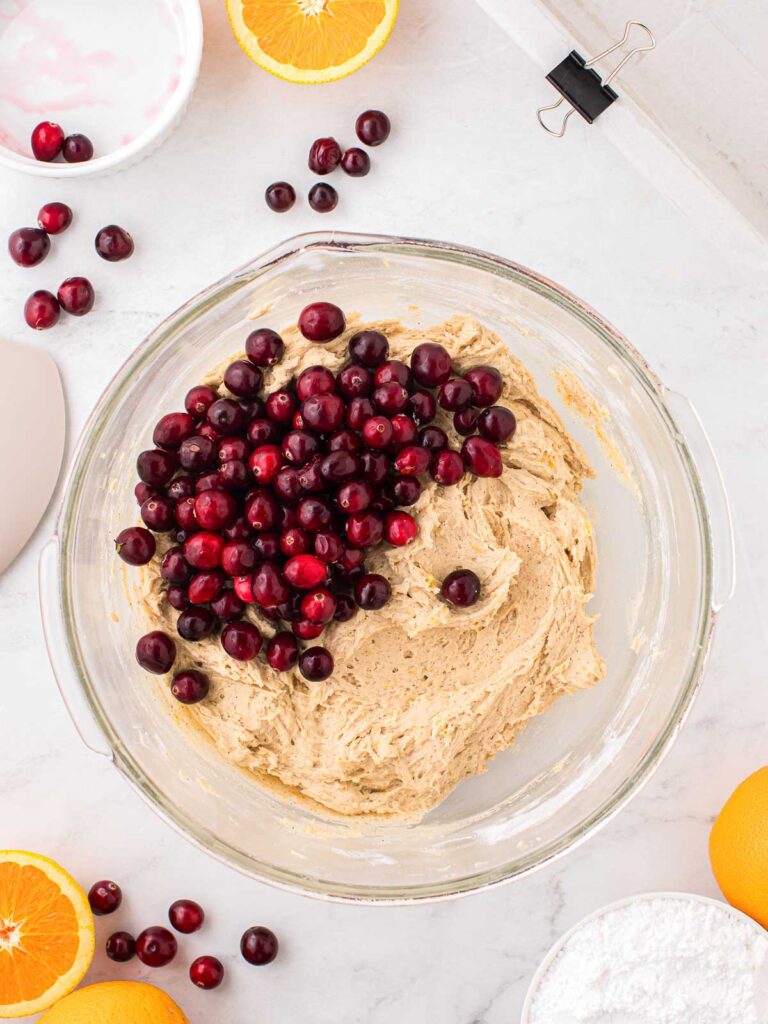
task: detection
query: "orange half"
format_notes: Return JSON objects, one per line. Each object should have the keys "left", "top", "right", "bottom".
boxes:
{"left": 226, "top": 0, "right": 399, "bottom": 84}
{"left": 0, "top": 851, "right": 95, "bottom": 1019}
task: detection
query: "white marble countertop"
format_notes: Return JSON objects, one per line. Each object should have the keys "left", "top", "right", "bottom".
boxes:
{"left": 1, "top": 2, "right": 766, "bottom": 1021}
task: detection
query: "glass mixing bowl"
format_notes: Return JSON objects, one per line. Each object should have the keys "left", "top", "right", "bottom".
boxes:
{"left": 40, "top": 233, "right": 734, "bottom": 903}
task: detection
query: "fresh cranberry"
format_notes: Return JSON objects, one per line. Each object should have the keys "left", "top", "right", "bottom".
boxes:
{"left": 248, "top": 417, "right": 282, "bottom": 446}
{"left": 465, "top": 365, "right": 503, "bottom": 407}
{"left": 417, "top": 426, "right": 446, "bottom": 451}
{"left": 394, "top": 445, "right": 430, "bottom": 476}
{"left": 220, "top": 457, "right": 249, "bottom": 491}
{"left": 167, "top": 585, "right": 189, "bottom": 611}
{"left": 362, "top": 415, "right": 393, "bottom": 449}
{"left": 454, "top": 407, "right": 480, "bottom": 436}
{"left": 313, "top": 530, "right": 344, "bottom": 562}
{"left": 184, "top": 531, "right": 224, "bottom": 569}
{"left": 234, "top": 575, "right": 255, "bottom": 603}
{"left": 478, "top": 406, "right": 517, "bottom": 443}
{"left": 252, "top": 561, "right": 290, "bottom": 607}
{"left": 9, "top": 227, "right": 50, "bottom": 268}
{"left": 374, "top": 360, "right": 411, "bottom": 388}
{"left": 349, "top": 330, "right": 389, "bottom": 368}
{"left": 356, "top": 109, "right": 390, "bottom": 146}
{"left": 266, "top": 632, "right": 299, "bottom": 671}
{"left": 390, "top": 414, "right": 417, "bottom": 447}
{"left": 245, "top": 445, "right": 279, "bottom": 485}
{"left": 333, "top": 593, "right": 357, "bottom": 622}
{"left": 308, "top": 182, "right": 338, "bottom": 213}
{"left": 88, "top": 880, "right": 122, "bottom": 916}
{"left": 219, "top": 540, "right": 255, "bottom": 576}
{"left": 183, "top": 386, "right": 215, "bottom": 421}
{"left": 320, "top": 450, "right": 358, "bottom": 483}
{"left": 354, "top": 573, "right": 391, "bottom": 610}
{"left": 301, "top": 587, "right": 336, "bottom": 624}
{"left": 106, "top": 931, "right": 136, "bottom": 963}
{"left": 154, "top": 412, "right": 196, "bottom": 450}
{"left": 337, "top": 546, "right": 366, "bottom": 579}
{"left": 431, "top": 449, "right": 465, "bottom": 485}
{"left": 265, "top": 181, "right": 296, "bottom": 212}
{"left": 360, "top": 450, "right": 390, "bottom": 485}
{"left": 410, "top": 342, "right": 452, "bottom": 387}
{"left": 346, "top": 511, "right": 383, "bottom": 547}
{"left": 175, "top": 495, "right": 197, "bottom": 530}
{"left": 373, "top": 382, "right": 408, "bottom": 415}
{"left": 462, "top": 436, "right": 503, "bottom": 477}
{"left": 298, "top": 646, "right": 334, "bottom": 681}
{"left": 302, "top": 393, "right": 345, "bottom": 432}
{"left": 31, "top": 121, "right": 64, "bottom": 161}
{"left": 189, "top": 570, "right": 224, "bottom": 604}
{"left": 297, "top": 496, "right": 333, "bottom": 531}
{"left": 136, "top": 926, "right": 177, "bottom": 967}
{"left": 171, "top": 670, "right": 210, "bottom": 704}
{"left": 441, "top": 569, "right": 480, "bottom": 607}
{"left": 115, "top": 527, "right": 155, "bottom": 565}
{"left": 282, "top": 429, "right": 320, "bottom": 465}
{"left": 341, "top": 147, "right": 371, "bottom": 176}
{"left": 337, "top": 479, "right": 373, "bottom": 514}
{"left": 167, "top": 477, "right": 195, "bottom": 501}
{"left": 57, "top": 275, "right": 94, "bottom": 316}
{"left": 244, "top": 328, "right": 282, "bottom": 367}
{"left": 408, "top": 389, "right": 436, "bottom": 425}
{"left": 241, "top": 926, "right": 279, "bottom": 965}
{"left": 389, "top": 475, "right": 421, "bottom": 505}
{"left": 161, "top": 547, "right": 191, "bottom": 584}
{"left": 347, "top": 396, "right": 375, "bottom": 431}
{"left": 24, "top": 289, "right": 59, "bottom": 329}
{"left": 264, "top": 389, "right": 297, "bottom": 424}
{"left": 37, "top": 201, "right": 72, "bottom": 234}
{"left": 371, "top": 487, "right": 397, "bottom": 513}
{"left": 221, "top": 621, "right": 262, "bottom": 660}
{"left": 299, "top": 302, "right": 345, "bottom": 342}
{"left": 223, "top": 517, "right": 252, "bottom": 542}
{"left": 136, "top": 448, "right": 175, "bottom": 486}
{"left": 207, "top": 398, "right": 246, "bottom": 434}
{"left": 224, "top": 359, "right": 262, "bottom": 398}
{"left": 136, "top": 630, "right": 176, "bottom": 674}
{"left": 277, "top": 590, "right": 302, "bottom": 621}
{"left": 385, "top": 511, "right": 418, "bottom": 546}
{"left": 179, "top": 435, "right": 216, "bottom": 472}
{"left": 297, "top": 455, "right": 325, "bottom": 493}
{"left": 296, "top": 365, "right": 334, "bottom": 401}
{"left": 273, "top": 465, "right": 302, "bottom": 504}
{"left": 211, "top": 590, "right": 245, "bottom": 622}
{"left": 292, "top": 618, "right": 324, "bottom": 640}
{"left": 278, "top": 527, "right": 310, "bottom": 557}
{"left": 95, "top": 224, "right": 134, "bottom": 262}
{"left": 177, "top": 606, "right": 216, "bottom": 641}
{"left": 336, "top": 364, "right": 372, "bottom": 399}
{"left": 168, "top": 899, "right": 205, "bottom": 934}
{"left": 135, "top": 482, "right": 155, "bottom": 505}
{"left": 438, "top": 377, "right": 472, "bottom": 412}
{"left": 308, "top": 137, "right": 342, "bottom": 174}
{"left": 327, "top": 429, "right": 361, "bottom": 452}
{"left": 283, "top": 554, "right": 327, "bottom": 589}
{"left": 195, "top": 489, "right": 237, "bottom": 529}
{"left": 218, "top": 436, "right": 250, "bottom": 463}
{"left": 190, "top": 955, "right": 224, "bottom": 990}
{"left": 255, "top": 530, "right": 281, "bottom": 561}
{"left": 245, "top": 488, "right": 280, "bottom": 530}
{"left": 62, "top": 133, "right": 93, "bottom": 162}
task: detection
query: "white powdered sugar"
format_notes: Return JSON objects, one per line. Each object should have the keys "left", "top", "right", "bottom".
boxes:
{"left": 528, "top": 895, "right": 768, "bottom": 1024}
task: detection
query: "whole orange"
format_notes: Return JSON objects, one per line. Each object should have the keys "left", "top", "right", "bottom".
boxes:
{"left": 709, "top": 766, "right": 768, "bottom": 928}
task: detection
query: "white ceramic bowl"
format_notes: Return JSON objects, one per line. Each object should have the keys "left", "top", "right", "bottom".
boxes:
{"left": 0, "top": 0, "right": 203, "bottom": 178}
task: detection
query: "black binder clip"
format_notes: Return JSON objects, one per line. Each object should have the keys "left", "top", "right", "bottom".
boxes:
{"left": 537, "top": 21, "right": 655, "bottom": 137}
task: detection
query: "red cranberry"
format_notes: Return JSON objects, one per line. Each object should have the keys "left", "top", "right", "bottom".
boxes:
{"left": 409, "top": 389, "right": 437, "bottom": 425}
{"left": 106, "top": 931, "right": 135, "bottom": 963}
{"left": 88, "top": 880, "right": 122, "bottom": 916}
{"left": 373, "top": 382, "right": 408, "bottom": 415}
{"left": 356, "top": 109, "right": 390, "bottom": 146}
{"left": 349, "top": 330, "right": 389, "bottom": 367}
{"left": 184, "top": 385, "right": 216, "bottom": 421}
{"left": 390, "top": 414, "right": 418, "bottom": 447}
{"left": 218, "top": 436, "right": 250, "bottom": 463}
{"left": 265, "top": 181, "right": 296, "bottom": 212}
{"left": 161, "top": 547, "right": 191, "bottom": 584}
{"left": 167, "top": 477, "right": 195, "bottom": 501}
{"left": 224, "top": 359, "right": 262, "bottom": 398}
{"left": 297, "top": 365, "right": 335, "bottom": 401}
{"left": 274, "top": 465, "right": 302, "bottom": 504}
{"left": 465, "top": 365, "right": 503, "bottom": 407}
{"left": 327, "top": 429, "right": 361, "bottom": 452}
{"left": 31, "top": 121, "right": 64, "bottom": 161}
{"left": 354, "top": 573, "right": 391, "bottom": 610}
{"left": 140, "top": 494, "right": 173, "bottom": 530}
{"left": 299, "top": 301, "right": 345, "bottom": 342}
{"left": 371, "top": 487, "right": 396, "bottom": 513}
{"left": 171, "top": 670, "right": 210, "bottom": 704}
{"left": 314, "top": 530, "right": 344, "bottom": 562}
{"left": 241, "top": 926, "right": 279, "bottom": 965}
{"left": 389, "top": 475, "right": 421, "bottom": 506}
{"left": 300, "top": 587, "right": 336, "bottom": 624}
{"left": 179, "top": 435, "right": 216, "bottom": 471}
{"left": 137, "top": 448, "right": 176, "bottom": 486}
{"left": 337, "top": 545, "right": 366, "bottom": 578}
{"left": 277, "top": 591, "right": 302, "bottom": 622}
{"left": 394, "top": 445, "right": 430, "bottom": 476}
{"left": 136, "top": 631, "right": 176, "bottom": 673}
{"left": 195, "top": 489, "right": 237, "bottom": 529}
{"left": 282, "top": 429, "right": 320, "bottom": 465}
{"left": 211, "top": 590, "right": 245, "bottom": 622}
{"left": 246, "top": 327, "right": 284, "bottom": 366}
{"left": 37, "top": 201, "right": 72, "bottom": 234}
{"left": 62, "top": 133, "right": 93, "bottom": 162}
{"left": 374, "top": 359, "right": 411, "bottom": 388}
{"left": 190, "top": 955, "right": 224, "bottom": 990}
{"left": 184, "top": 531, "right": 224, "bottom": 568}
{"left": 175, "top": 495, "right": 197, "bottom": 530}
{"left": 284, "top": 554, "right": 327, "bottom": 589}
{"left": 297, "top": 496, "right": 333, "bottom": 531}
{"left": 220, "top": 540, "right": 256, "bottom": 576}
{"left": 362, "top": 415, "right": 393, "bottom": 449}
{"left": 293, "top": 618, "right": 324, "bottom": 640}
{"left": 221, "top": 621, "right": 262, "bottom": 660}
{"left": 360, "top": 450, "right": 390, "bottom": 485}
{"left": 341, "top": 147, "right": 371, "bottom": 176}
{"left": 136, "top": 926, "right": 177, "bottom": 968}
{"left": 220, "top": 456, "right": 249, "bottom": 493}
{"left": 169, "top": 899, "right": 204, "bottom": 934}
{"left": 321, "top": 450, "right": 359, "bottom": 482}
{"left": 95, "top": 224, "right": 134, "bottom": 262}
{"left": 58, "top": 276, "right": 95, "bottom": 315}
{"left": 24, "top": 289, "right": 59, "bottom": 329}
{"left": 154, "top": 412, "right": 196, "bottom": 450}
{"left": 115, "top": 527, "right": 155, "bottom": 565}
{"left": 346, "top": 511, "right": 383, "bottom": 547}
{"left": 418, "top": 426, "right": 447, "bottom": 451}
{"left": 454, "top": 407, "right": 480, "bottom": 436}
{"left": 265, "top": 389, "right": 297, "bottom": 424}
{"left": 462, "top": 436, "right": 503, "bottom": 477}
{"left": 9, "top": 227, "right": 50, "bottom": 268}
{"left": 308, "top": 136, "right": 342, "bottom": 174}
{"left": 177, "top": 606, "right": 216, "bottom": 641}
{"left": 337, "top": 479, "right": 373, "bottom": 513}
{"left": 337, "top": 364, "right": 373, "bottom": 399}
{"left": 224, "top": 517, "right": 253, "bottom": 542}
{"left": 207, "top": 398, "right": 246, "bottom": 434}
{"left": 135, "top": 482, "right": 155, "bottom": 505}
{"left": 297, "top": 455, "right": 325, "bottom": 493}
{"left": 308, "top": 182, "right": 338, "bottom": 212}
{"left": 441, "top": 568, "right": 480, "bottom": 607}
{"left": 478, "top": 406, "right": 517, "bottom": 443}
{"left": 438, "top": 377, "right": 472, "bottom": 412}
{"left": 279, "top": 527, "right": 311, "bottom": 557}
{"left": 245, "top": 446, "right": 278, "bottom": 486}
{"left": 431, "top": 449, "right": 465, "bottom": 485}
{"left": 334, "top": 593, "right": 357, "bottom": 622}
{"left": 245, "top": 488, "right": 280, "bottom": 530}
{"left": 248, "top": 417, "right": 282, "bottom": 446}
{"left": 266, "top": 632, "right": 299, "bottom": 671}
{"left": 167, "top": 585, "right": 189, "bottom": 611}
{"left": 234, "top": 575, "right": 256, "bottom": 603}
{"left": 385, "top": 511, "right": 418, "bottom": 546}
{"left": 299, "top": 646, "right": 334, "bottom": 681}
{"left": 302, "top": 393, "right": 345, "bottom": 432}
{"left": 252, "top": 561, "right": 290, "bottom": 607}
{"left": 347, "top": 396, "right": 375, "bottom": 431}
{"left": 411, "top": 342, "right": 452, "bottom": 387}
{"left": 189, "top": 570, "right": 224, "bottom": 604}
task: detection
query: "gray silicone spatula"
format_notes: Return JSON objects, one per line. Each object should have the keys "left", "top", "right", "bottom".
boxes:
{"left": 0, "top": 337, "right": 65, "bottom": 574}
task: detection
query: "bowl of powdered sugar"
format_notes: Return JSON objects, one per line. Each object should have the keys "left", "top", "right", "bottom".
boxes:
{"left": 523, "top": 892, "right": 768, "bottom": 1024}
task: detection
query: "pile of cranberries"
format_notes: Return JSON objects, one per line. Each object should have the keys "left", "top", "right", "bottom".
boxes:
{"left": 30, "top": 120, "right": 94, "bottom": 164}
{"left": 117, "top": 300, "right": 517, "bottom": 699}
{"left": 265, "top": 109, "right": 391, "bottom": 214}
{"left": 8, "top": 201, "right": 134, "bottom": 329}
{"left": 88, "top": 878, "right": 278, "bottom": 990}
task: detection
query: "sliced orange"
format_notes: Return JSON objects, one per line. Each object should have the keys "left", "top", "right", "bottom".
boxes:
{"left": 0, "top": 851, "right": 95, "bottom": 1019}
{"left": 226, "top": 0, "right": 399, "bottom": 84}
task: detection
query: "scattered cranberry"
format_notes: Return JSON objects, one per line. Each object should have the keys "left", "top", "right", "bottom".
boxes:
{"left": 115, "top": 527, "right": 155, "bottom": 565}
{"left": 354, "top": 573, "right": 390, "bottom": 610}
{"left": 234, "top": 575, "right": 256, "bottom": 603}
{"left": 293, "top": 618, "right": 324, "bottom": 640}
{"left": 314, "top": 530, "right": 344, "bottom": 561}
{"left": 221, "top": 621, "right": 262, "bottom": 660}
{"left": 394, "top": 445, "right": 430, "bottom": 477}
{"left": 360, "top": 450, "right": 390, "bottom": 484}
{"left": 356, "top": 109, "right": 391, "bottom": 147}
{"left": 218, "top": 436, "right": 250, "bottom": 463}
{"left": 431, "top": 449, "right": 465, "bottom": 486}
{"left": 385, "top": 510, "right": 418, "bottom": 546}
{"left": 302, "top": 393, "right": 345, "bottom": 432}
{"left": 62, "top": 133, "right": 93, "bottom": 163}
{"left": 462, "top": 436, "right": 503, "bottom": 477}
{"left": 57, "top": 276, "right": 94, "bottom": 316}
{"left": 171, "top": 670, "right": 210, "bottom": 704}
{"left": 349, "top": 329, "right": 389, "bottom": 367}
{"left": 224, "top": 359, "right": 262, "bottom": 398}
{"left": 454, "top": 407, "right": 480, "bottom": 436}
{"left": 88, "top": 880, "right": 122, "bottom": 916}
{"left": 308, "top": 182, "right": 338, "bottom": 213}
{"left": 246, "top": 327, "right": 284, "bottom": 366}
{"left": 465, "top": 365, "right": 503, "bottom": 407}
{"left": 478, "top": 406, "right": 516, "bottom": 443}
{"left": 410, "top": 342, "right": 452, "bottom": 387}
{"left": 419, "top": 426, "right": 448, "bottom": 451}
{"left": 299, "top": 301, "right": 345, "bottom": 343}
{"left": 177, "top": 607, "right": 216, "bottom": 641}
{"left": 337, "top": 479, "right": 373, "bottom": 514}
{"left": 135, "top": 482, "right": 155, "bottom": 505}
{"left": 267, "top": 632, "right": 299, "bottom": 671}
{"left": 265, "top": 181, "right": 296, "bottom": 212}
{"left": 136, "top": 926, "right": 177, "bottom": 968}
{"left": 167, "top": 899, "right": 205, "bottom": 934}
{"left": 190, "top": 955, "right": 224, "bottom": 990}
{"left": 8, "top": 227, "right": 50, "bottom": 268}
{"left": 31, "top": 121, "right": 64, "bottom": 161}
{"left": 321, "top": 450, "right": 359, "bottom": 483}
{"left": 241, "top": 926, "right": 279, "bottom": 966}
{"left": 441, "top": 569, "right": 480, "bottom": 607}
{"left": 136, "top": 631, "right": 176, "bottom": 673}
{"left": 207, "top": 397, "right": 246, "bottom": 435}
{"left": 297, "top": 495, "right": 333, "bottom": 531}
{"left": 265, "top": 389, "right": 297, "bottom": 424}
{"left": 167, "top": 585, "right": 190, "bottom": 611}
{"left": 37, "top": 201, "right": 72, "bottom": 234}
{"left": 297, "top": 365, "right": 335, "bottom": 401}
{"left": 95, "top": 224, "right": 134, "bottom": 261}
{"left": 308, "top": 137, "right": 342, "bottom": 174}
{"left": 106, "top": 931, "right": 136, "bottom": 963}
{"left": 438, "top": 377, "right": 472, "bottom": 412}
{"left": 24, "top": 289, "right": 59, "bottom": 330}
{"left": 341, "top": 147, "right": 371, "bottom": 176}
{"left": 298, "top": 646, "right": 334, "bottom": 681}
{"left": 337, "top": 546, "right": 366, "bottom": 579}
